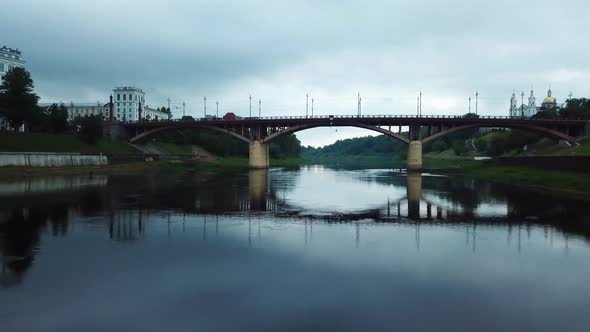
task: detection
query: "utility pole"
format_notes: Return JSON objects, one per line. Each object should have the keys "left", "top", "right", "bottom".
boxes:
{"left": 258, "top": 99, "right": 261, "bottom": 118}
{"left": 469, "top": 96, "right": 472, "bottom": 113}
{"left": 204, "top": 96, "right": 207, "bottom": 117}
{"left": 475, "top": 91, "right": 479, "bottom": 115}
{"left": 216, "top": 100, "right": 219, "bottom": 118}
{"left": 417, "top": 96, "right": 419, "bottom": 116}
{"left": 249, "top": 95, "right": 252, "bottom": 118}
{"left": 419, "top": 91, "right": 422, "bottom": 117}
{"left": 311, "top": 97, "right": 314, "bottom": 117}
{"left": 306, "top": 93, "right": 309, "bottom": 117}
{"left": 167, "top": 97, "right": 171, "bottom": 117}
{"left": 182, "top": 101, "right": 186, "bottom": 117}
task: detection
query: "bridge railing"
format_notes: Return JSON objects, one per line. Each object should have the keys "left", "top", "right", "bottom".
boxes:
{"left": 128, "top": 114, "right": 585, "bottom": 125}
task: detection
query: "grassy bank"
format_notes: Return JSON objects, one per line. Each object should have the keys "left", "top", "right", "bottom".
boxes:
{"left": 424, "top": 157, "right": 590, "bottom": 195}
{"left": 0, "top": 131, "right": 134, "bottom": 155}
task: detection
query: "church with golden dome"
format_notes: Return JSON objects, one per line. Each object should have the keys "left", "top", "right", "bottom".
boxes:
{"left": 509, "top": 88, "right": 559, "bottom": 118}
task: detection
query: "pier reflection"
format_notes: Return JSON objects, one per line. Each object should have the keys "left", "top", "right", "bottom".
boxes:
{"left": 2, "top": 169, "right": 590, "bottom": 288}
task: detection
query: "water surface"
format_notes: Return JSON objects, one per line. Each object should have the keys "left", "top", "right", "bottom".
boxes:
{"left": 1, "top": 167, "right": 589, "bottom": 331}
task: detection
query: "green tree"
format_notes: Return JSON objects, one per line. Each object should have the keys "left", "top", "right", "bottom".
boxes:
{"left": 488, "top": 136, "right": 507, "bottom": 156}
{"left": 560, "top": 98, "right": 590, "bottom": 120}
{"left": 463, "top": 113, "right": 480, "bottom": 119}
{"left": 451, "top": 141, "right": 468, "bottom": 156}
{"left": 0, "top": 67, "right": 39, "bottom": 130}
{"left": 431, "top": 140, "right": 449, "bottom": 152}
{"left": 532, "top": 109, "right": 559, "bottom": 119}
{"left": 474, "top": 137, "right": 487, "bottom": 152}
{"left": 46, "top": 103, "right": 69, "bottom": 133}
{"left": 78, "top": 115, "right": 104, "bottom": 144}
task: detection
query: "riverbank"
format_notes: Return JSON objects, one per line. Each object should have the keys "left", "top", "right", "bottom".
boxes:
{"left": 0, "top": 131, "right": 134, "bottom": 154}
{"left": 424, "top": 158, "right": 590, "bottom": 196}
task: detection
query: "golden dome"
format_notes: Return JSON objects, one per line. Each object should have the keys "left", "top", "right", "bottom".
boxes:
{"left": 542, "top": 96, "right": 556, "bottom": 104}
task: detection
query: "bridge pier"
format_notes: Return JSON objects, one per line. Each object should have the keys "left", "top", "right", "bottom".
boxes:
{"left": 407, "top": 140, "right": 423, "bottom": 171}
{"left": 249, "top": 169, "right": 269, "bottom": 210}
{"left": 407, "top": 172, "right": 422, "bottom": 219}
{"left": 249, "top": 140, "right": 270, "bottom": 168}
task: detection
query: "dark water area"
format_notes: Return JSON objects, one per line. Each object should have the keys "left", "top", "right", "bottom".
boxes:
{"left": 1, "top": 167, "right": 590, "bottom": 331}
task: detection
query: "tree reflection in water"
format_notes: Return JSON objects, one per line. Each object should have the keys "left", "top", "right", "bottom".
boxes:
{"left": 1, "top": 168, "right": 590, "bottom": 288}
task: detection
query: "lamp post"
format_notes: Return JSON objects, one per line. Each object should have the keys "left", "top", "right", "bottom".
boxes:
{"left": 306, "top": 93, "right": 309, "bottom": 117}
{"left": 419, "top": 91, "right": 422, "bottom": 117}
{"left": 475, "top": 91, "right": 479, "bottom": 115}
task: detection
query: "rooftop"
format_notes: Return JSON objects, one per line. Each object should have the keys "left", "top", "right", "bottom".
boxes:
{"left": 113, "top": 87, "right": 144, "bottom": 93}
{"left": 0, "top": 45, "right": 24, "bottom": 63}
{"left": 0, "top": 46, "right": 21, "bottom": 55}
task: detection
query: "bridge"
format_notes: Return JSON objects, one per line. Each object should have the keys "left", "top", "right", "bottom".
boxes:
{"left": 119, "top": 115, "right": 590, "bottom": 170}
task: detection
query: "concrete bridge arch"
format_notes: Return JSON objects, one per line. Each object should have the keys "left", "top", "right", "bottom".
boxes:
{"left": 123, "top": 116, "right": 587, "bottom": 170}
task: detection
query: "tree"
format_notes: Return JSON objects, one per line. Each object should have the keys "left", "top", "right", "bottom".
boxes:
{"left": 474, "top": 138, "right": 487, "bottom": 152}
{"left": 560, "top": 98, "right": 590, "bottom": 120}
{"left": 488, "top": 136, "right": 507, "bottom": 156}
{"left": 451, "top": 141, "right": 468, "bottom": 156}
{"left": 0, "top": 67, "right": 39, "bottom": 130}
{"left": 463, "top": 113, "right": 480, "bottom": 119}
{"left": 78, "top": 115, "right": 104, "bottom": 144}
{"left": 46, "top": 103, "right": 69, "bottom": 133}
{"left": 431, "top": 140, "right": 449, "bottom": 152}
{"left": 532, "top": 109, "right": 559, "bottom": 119}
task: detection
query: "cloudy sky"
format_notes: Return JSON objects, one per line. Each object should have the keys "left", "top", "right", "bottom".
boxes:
{"left": 2, "top": 0, "right": 589, "bottom": 146}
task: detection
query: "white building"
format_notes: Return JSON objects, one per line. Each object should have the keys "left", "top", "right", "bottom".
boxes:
{"left": 143, "top": 106, "right": 169, "bottom": 121}
{"left": 0, "top": 46, "right": 25, "bottom": 77}
{"left": 113, "top": 87, "right": 145, "bottom": 122}
{"left": 509, "top": 88, "right": 560, "bottom": 118}
{"left": 1, "top": 46, "right": 26, "bottom": 131}
{"left": 66, "top": 102, "right": 109, "bottom": 121}
{"left": 39, "top": 102, "right": 110, "bottom": 121}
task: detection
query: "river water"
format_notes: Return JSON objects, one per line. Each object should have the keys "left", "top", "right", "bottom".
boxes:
{"left": 1, "top": 166, "right": 589, "bottom": 331}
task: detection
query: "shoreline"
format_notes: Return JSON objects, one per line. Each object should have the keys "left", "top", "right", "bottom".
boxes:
{"left": 424, "top": 158, "right": 590, "bottom": 198}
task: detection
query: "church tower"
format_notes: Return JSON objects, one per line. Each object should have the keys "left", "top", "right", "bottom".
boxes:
{"left": 510, "top": 92, "right": 518, "bottom": 117}
{"left": 528, "top": 89, "right": 536, "bottom": 108}
{"left": 541, "top": 88, "right": 557, "bottom": 110}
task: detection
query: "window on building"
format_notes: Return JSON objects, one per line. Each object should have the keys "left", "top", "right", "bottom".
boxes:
{"left": 129, "top": 94, "right": 132, "bottom": 100}
{"left": 0, "top": 63, "right": 3, "bottom": 72}
{"left": 117, "top": 94, "right": 120, "bottom": 101}
{"left": 123, "top": 94, "right": 126, "bottom": 101}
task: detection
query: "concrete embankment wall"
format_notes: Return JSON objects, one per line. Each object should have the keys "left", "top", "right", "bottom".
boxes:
{"left": 0, "top": 153, "right": 108, "bottom": 167}
{"left": 492, "top": 156, "right": 590, "bottom": 173}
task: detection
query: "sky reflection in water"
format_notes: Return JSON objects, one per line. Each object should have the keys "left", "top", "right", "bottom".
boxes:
{"left": 1, "top": 166, "right": 589, "bottom": 332}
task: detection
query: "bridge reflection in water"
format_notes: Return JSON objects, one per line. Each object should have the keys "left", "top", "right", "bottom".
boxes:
{"left": 244, "top": 169, "right": 457, "bottom": 223}
{"left": 2, "top": 170, "right": 589, "bottom": 288}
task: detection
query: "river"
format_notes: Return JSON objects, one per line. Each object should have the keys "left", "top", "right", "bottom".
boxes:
{"left": 1, "top": 166, "right": 589, "bottom": 331}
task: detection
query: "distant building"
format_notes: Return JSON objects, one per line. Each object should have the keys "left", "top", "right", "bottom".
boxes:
{"left": 143, "top": 106, "right": 168, "bottom": 121}
{"left": 0, "top": 45, "right": 26, "bottom": 131}
{"left": 39, "top": 102, "right": 110, "bottom": 121}
{"left": 113, "top": 87, "right": 145, "bottom": 122}
{"left": 0, "top": 45, "right": 25, "bottom": 77}
{"left": 509, "top": 89, "right": 561, "bottom": 118}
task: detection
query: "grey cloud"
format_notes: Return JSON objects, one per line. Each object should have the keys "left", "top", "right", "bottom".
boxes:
{"left": 2, "top": 0, "right": 589, "bottom": 145}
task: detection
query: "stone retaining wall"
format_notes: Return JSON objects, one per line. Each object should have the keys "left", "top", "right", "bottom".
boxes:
{"left": 0, "top": 152, "right": 108, "bottom": 167}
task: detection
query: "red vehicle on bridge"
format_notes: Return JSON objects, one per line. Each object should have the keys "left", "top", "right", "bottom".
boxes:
{"left": 223, "top": 112, "right": 238, "bottom": 120}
